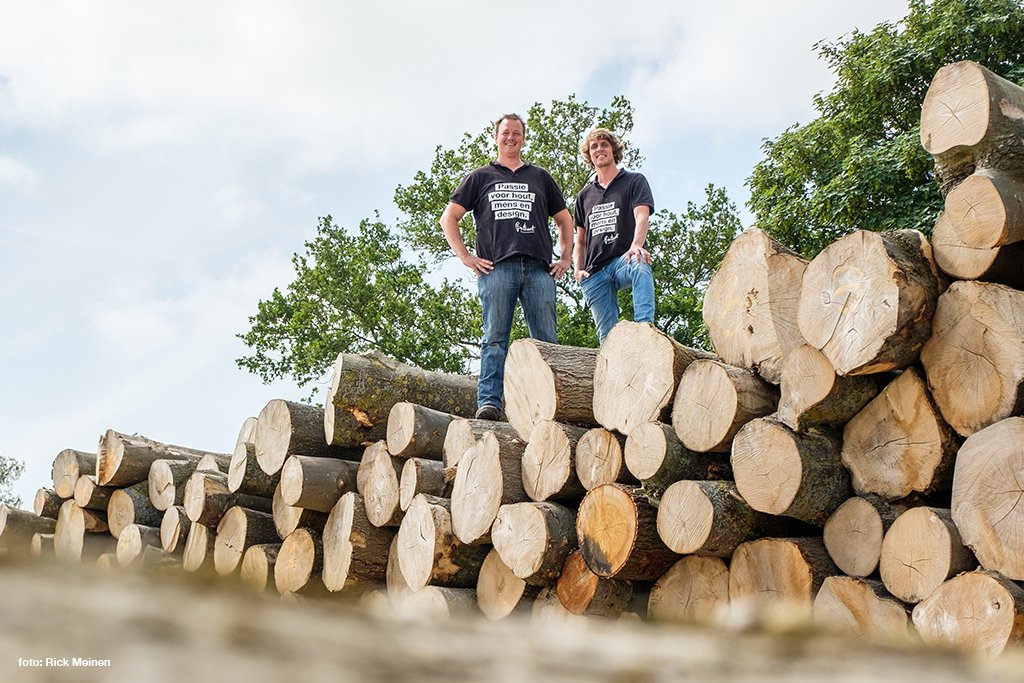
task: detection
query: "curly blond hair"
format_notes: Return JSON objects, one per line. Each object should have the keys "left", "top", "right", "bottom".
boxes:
{"left": 580, "top": 128, "right": 624, "bottom": 167}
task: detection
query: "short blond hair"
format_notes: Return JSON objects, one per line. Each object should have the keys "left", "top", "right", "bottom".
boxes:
{"left": 580, "top": 128, "right": 624, "bottom": 167}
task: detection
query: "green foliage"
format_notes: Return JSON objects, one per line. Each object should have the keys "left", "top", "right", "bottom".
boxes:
{"left": 748, "top": 0, "right": 1024, "bottom": 257}
{"left": 0, "top": 455, "right": 24, "bottom": 508}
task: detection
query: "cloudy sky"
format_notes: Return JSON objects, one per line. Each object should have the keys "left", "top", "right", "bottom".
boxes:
{"left": 0, "top": 1, "right": 911, "bottom": 506}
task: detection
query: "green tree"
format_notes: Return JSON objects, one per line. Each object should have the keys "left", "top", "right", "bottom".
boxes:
{"left": 747, "top": 0, "right": 1024, "bottom": 257}
{"left": 0, "top": 455, "right": 24, "bottom": 508}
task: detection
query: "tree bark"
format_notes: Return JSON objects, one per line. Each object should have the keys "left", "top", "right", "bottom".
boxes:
{"left": 798, "top": 229, "right": 940, "bottom": 376}
{"left": 912, "top": 570, "right": 1024, "bottom": 658}
{"left": 228, "top": 441, "right": 279, "bottom": 497}
{"left": 732, "top": 417, "right": 849, "bottom": 525}
{"left": 399, "top": 458, "right": 449, "bottom": 512}
{"left": 271, "top": 482, "right": 328, "bottom": 539}
{"left": 450, "top": 430, "right": 529, "bottom": 545}
{"left": 648, "top": 555, "right": 730, "bottom": 624}
{"left": 879, "top": 506, "right": 976, "bottom": 604}
{"left": 951, "top": 416, "right": 1024, "bottom": 580}
{"left": 96, "top": 429, "right": 230, "bottom": 487}
{"left": 33, "top": 488, "right": 63, "bottom": 520}
{"left": 920, "top": 281, "right": 1024, "bottom": 437}
{"left": 777, "top": 344, "right": 880, "bottom": 432}
{"left": 555, "top": 549, "right": 635, "bottom": 617}
{"left": 213, "top": 506, "right": 278, "bottom": 576}
{"left": 593, "top": 321, "right": 716, "bottom": 434}
{"left": 822, "top": 495, "right": 908, "bottom": 578}
{"left": 574, "top": 428, "right": 634, "bottom": 491}
{"left": 442, "top": 418, "right": 520, "bottom": 469}
{"left": 116, "top": 523, "right": 162, "bottom": 567}
{"left": 702, "top": 227, "right": 809, "bottom": 384}
{"left": 395, "top": 494, "right": 489, "bottom": 592}
{"left": 729, "top": 537, "right": 838, "bottom": 610}
{"left": 813, "top": 576, "right": 910, "bottom": 639}
{"left": 239, "top": 543, "right": 281, "bottom": 594}
{"left": 491, "top": 501, "right": 577, "bottom": 585}
{"left": 324, "top": 350, "right": 477, "bottom": 447}
{"left": 477, "top": 547, "right": 541, "bottom": 620}
{"left": 322, "top": 492, "right": 396, "bottom": 592}
{"left": 255, "top": 399, "right": 358, "bottom": 475}
{"left": 841, "top": 369, "right": 960, "bottom": 500}
{"left": 577, "top": 483, "right": 679, "bottom": 581}
{"left": 73, "top": 475, "right": 115, "bottom": 512}
{"left": 50, "top": 448, "right": 96, "bottom": 499}
{"left": 504, "top": 339, "right": 599, "bottom": 441}
{"left": 274, "top": 527, "right": 327, "bottom": 596}
{"left": 1, "top": 504, "right": 57, "bottom": 551}
{"left": 355, "top": 441, "right": 405, "bottom": 527}
{"left": 386, "top": 402, "right": 458, "bottom": 459}
{"left": 108, "top": 480, "right": 159, "bottom": 538}
{"left": 279, "top": 454, "right": 359, "bottom": 513}
{"left": 183, "top": 470, "right": 272, "bottom": 527}
{"left": 521, "top": 420, "right": 588, "bottom": 503}
{"left": 624, "top": 422, "right": 731, "bottom": 501}
{"left": 160, "top": 505, "right": 190, "bottom": 553}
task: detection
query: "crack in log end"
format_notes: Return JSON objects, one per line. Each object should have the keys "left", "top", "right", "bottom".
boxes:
{"left": 580, "top": 537, "right": 613, "bottom": 576}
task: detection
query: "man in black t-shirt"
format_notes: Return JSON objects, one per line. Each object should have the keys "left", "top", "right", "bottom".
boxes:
{"left": 573, "top": 128, "right": 655, "bottom": 344}
{"left": 440, "top": 113, "right": 574, "bottom": 420}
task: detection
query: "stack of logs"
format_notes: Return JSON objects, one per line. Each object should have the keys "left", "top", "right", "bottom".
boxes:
{"left": 3, "top": 59, "right": 1024, "bottom": 659}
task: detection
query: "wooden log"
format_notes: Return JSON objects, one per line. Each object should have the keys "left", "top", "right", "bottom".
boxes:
{"left": 240, "top": 543, "right": 281, "bottom": 594}
{"left": 441, "top": 418, "right": 520, "bottom": 469}
{"left": 921, "top": 60, "right": 1024, "bottom": 195}
{"left": 275, "top": 528, "right": 326, "bottom": 595}
{"left": 30, "top": 532, "right": 55, "bottom": 559}
{"left": 813, "top": 576, "right": 910, "bottom": 639}
{"left": 147, "top": 459, "right": 199, "bottom": 512}
{"left": 879, "top": 507, "right": 975, "bottom": 604}
{"left": 395, "top": 494, "right": 488, "bottom": 591}
{"left": 213, "top": 506, "right": 278, "bottom": 576}
{"left": 624, "top": 422, "right": 731, "bottom": 501}
{"left": 0, "top": 504, "right": 57, "bottom": 551}
{"left": 33, "top": 488, "right": 63, "bottom": 520}
{"left": 53, "top": 500, "right": 111, "bottom": 562}
{"left": 530, "top": 586, "right": 588, "bottom": 627}
{"left": 183, "top": 470, "right": 272, "bottom": 527}
{"left": 671, "top": 360, "right": 778, "bottom": 452}
{"left": 450, "top": 430, "right": 529, "bottom": 545}
{"left": 399, "top": 458, "right": 448, "bottom": 512}
{"left": 657, "top": 480, "right": 792, "bottom": 557}
{"left": 255, "top": 399, "right": 357, "bottom": 475}
{"left": 96, "top": 429, "right": 230, "bottom": 487}
{"left": 73, "top": 474, "right": 115, "bottom": 512}
{"left": 841, "top": 368, "right": 960, "bottom": 500}
{"left": 797, "top": 229, "right": 940, "bottom": 376}
{"left": 491, "top": 501, "right": 577, "bottom": 585}
{"left": 116, "top": 523, "right": 162, "bottom": 567}
{"left": 732, "top": 417, "right": 849, "bottom": 525}
{"left": 95, "top": 553, "right": 117, "bottom": 570}
{"left": 823, "top": 495, "right": 908, "bottom": 578}
{"left": 702, "top": 227, "right": 809, "bottom": 384}
{"left": 555, "top": 549, "right": 635, "bottom": 617}
{"left": 50, "top": 448, "right": 96, "bottom": 499}
{"left": 574, "top": 428, "right": 634, "bottom": 491}
{"left": 477, "top": 547, "right": 541, "bottom": 620}
{"left": 521, "top": 420, "right": 588, "bottom": 503}
{"left": 401, "top": 586, "right": 478, "bottom": 619}
{"left": 356, "top": 442, "right": 404, "bottom": 527}
{"left": 648, "top": 555, "right": 730, "bottom": 624}
{"left": 942, "top": 170, "right": 1024, "bottom": 249}
{"left": 920, "top": 281, "right": 1024, "bottom": 437}
{"left": 385, "top": 535, "right": 414, "bottom": 610}
{"left": 181, "top": 521, "right": 214, "bottom": 572}
{"left": 593, "top": 321, "right": 716, "bottom": 434}
{"left": 951, "top": 417, "right": 1024, "bottom": 580}
{"left": 160, "top": 506, "right": 189, "bottom": 553}
{"left": 504, "top": 339, "right": 599, "bottom": 441}
{"left": 272, "top": 482, "right": 328, "bottom": 539}
{"left": 227, "top": 441, "right": 279, "bottom": 497}
{"left": 931, "top": 209, "right": 1024, "bottom": 288}
{"left": 728, "top": 537, "right": 838, "bottom": 610}
{"left": 777, "top": 345, "right": 879, "bottom": 432}
{"left": 235, "top": 415, "right": 258, "bottom": 452}
{"left": 108, "top": 481, "right": 159, "bottom": 538}
{"left": 141, "top": 545, "right": 178, "bottom": 571}
{"left": 913, "top": 570, "right": 1024, "bottom": 657}
{"left": 280, "top": 454, "right": 359, "bottom": 514}
{"left": 324, "top": 350, "right": 477, "bottom": 447}
{"left": 322, "top": 492, "right": 396, "bottom": 592}
{"left": 577, "top": 483, "right": 679, "bottom": 581}
{"left": 386, "top": 402, "right": 457, "bottom": 459}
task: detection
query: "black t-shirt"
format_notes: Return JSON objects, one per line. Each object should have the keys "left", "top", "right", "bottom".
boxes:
{"left": 450, "top": 162, "right": 567, "bottom": 265}
{"left": 574, "top": 169, "right": 655, "bottom": 274}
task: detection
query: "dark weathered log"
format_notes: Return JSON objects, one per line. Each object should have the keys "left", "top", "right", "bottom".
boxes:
{"left": 255, "top": 399, "right": 358, "bottom": 475}
{"left": 920, "top": 281, "right": 1024, "bottom": 437}
{"left": 399, "top": 458, "right": 448, "bottom": 512}
{"left": 521, "top": 420, "right": 588, "bottom": 503}
{"left": 842, "top": 369, "right": 960, "bottom": 500}
{"left": 823, "top": 495, "right": 909, "bottom": 578}
{"left": 395, "top": 494, "right": 489, "bottom": 591}
{"left": 729, "top": 537, "right": 838, "bottom": 610}
{"left": 450, "top": 430, "right": 529, "bottom": 544}
{"left": 879, "top": 507, "right": 976, "bottom": 604}
{"left": 813, "top": 576, "right": 910, "bottom": 639}
{"left": 574, "top": 428, "right": 634, "bottom": 491}
{"left": 702, "top": 227, "right": 809, "bottom": 384}
{"left": 73, "top": 475, "right": 115, "bottom": 512}
{"left": 182, "top": 521, "right": 214, "bottom": 573}
{"left": 96, "top": 429, "right": 230, "bottom": 487}
{"left": 504, "top": 339, "right": 599, "bottom": 441}
{"left": 577, "top": 484, "right": 679, "bottom": 581}
{"left": 275, "top": 528, "right": 327, "bottom": 596}
{"left": 477, "top": 547, "right": 541, "bottom": 620}
{"left": 356, "top": 441, "right": 404, "bottom": 527}
{"left": 593, "top": 321, "right": 716, "bottom": 434}
{"left": 441, "top": 418, "right": 520, "bottom": 469}
{"left": 322, "top": 492, "right": 396, "bottom": 592}
{"left": 491, "top": 501, "right": 577, "bottom": 585}
{"left": 116, "top": 523, "right": 162, "bottom": 567}
{"left": 183, "top": 470, "right": 272, "bottom": 527}
{"left": 228, "top": 441, "right": 280, "bottom": 497}
{"left": 648, "top": 555, "right": 730, "bottom": 624}
{"left": 798, "top": 229, "right": 939, "bottom": 376}
{"left": 107, "top": 481, "right": 159, "bottom": 538}
{"left": 148, "top": 459, "right": 200, "bottom": 512}
{"left": 624, "top": 422, "right": 731, "bottom": 501}
{"left": 239, "top": 543, "right": 281, "bottom": 594}
{"left": 213, "top": 506, "right": 279, "bottom": 576}
{"left": 1, "top": 504, "right": 57, "bottom": 551}
{"left": 672, "top": 360, "right": 778, "bottom": 452}
{"left": 777, "top": 345, "right": 880, "bottom": 432}
{"left": 386, "top": 402, "right": 457, "bottom": 459}
{"left": 280, "top": 454, "right": 359, "bottom": 513}
{"left": 160, "top": 506, "right": 190, "bottom": 553}
{"left": 732, "top": 417, "right": 849, "bottom": 525}
{"left": 51, "top": 448, "right": 96, "bottom": 499}
{"left": 324, "top": 350, "right": 477, "bottom": 447}
{"left": 272, "top": 482, "right": 328, "bottom": 540}
{"left": 555, "top": 549, "right": 635, "bottom": 617}
{"left": 33, "top": 488, "right": 63, "bottom": 520}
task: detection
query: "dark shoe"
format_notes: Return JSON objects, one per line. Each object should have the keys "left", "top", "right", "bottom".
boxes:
{"left": 475, "top": 405, "right": 500, "bottom": 421}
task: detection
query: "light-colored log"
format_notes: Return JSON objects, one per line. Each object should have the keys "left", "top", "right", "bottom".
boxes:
{"left": 50, "top": 448, "right": 96, "bottom": 499}
{"left": 931, "top": 209, "right": 1024, "bottom": 288}
{"left": 356, "top": 442, "right": 404, "bottom": 527}
{"left": 107, "top": 481, "right": 157, "bottom": 538}
{"left": 813, "top": 576, "right": 910, "bottom": 639}
{"left": 160, "top": 506, "right": 189, "bottom": 553}
{"left": 73, "top": 475, "right": 114, "bottom": 512}
{"left": 53, "top": 500, "right": 112, "bottom": 563}
{"left": 728, "top": 537, "right": 838, "bottom": 611}
{"left": 275, "top": 527, "right": 326, "bottom": 596}
{"left": 322, "top": 492, "right": 396, "bottom": 592}
{"left": 271, "top": 482, "right": 328, "bottom": 539}
{"left": 702, "top": 227, "right": 808, "bottom": 384}
{"left": 521, "top": 420, "right": 588, "bottom": 503}
{"left": 385, "top": 535, "right": 414, "bottom": 610}
{"left": 401, "top": 586, "right": 478, "bottom": 619}
{"left": 450, "top": 430, "right": 529, "bottom": 545}
{"left": 395, "top": 494, "right": 488, "bottom": 592}
{"left": 240, "top": 543, "right": 281, "bottom": 594}
{"left": 183, "top": 470, "right": 272, "bottom": 527}
{"left": 235, "top": 416, "right": 258, "bottom": 452}
{"left": 1, "top": 504, "right": 57, "bottom": 552}
{"left": 399, "top": 458, "right": 448, "bottom": 512}
{"left": 228, "top": 441, "right": 280, "bottom": 497}
{"left": 147, "top": 459, "right": 199, "bottom": 512}
{"left": 593, "top": 321, "right": 716, "bottom": 435}
{"left": 777, "top": 345, "right": 879, "bottom": 432}
{"left": 648, "top": 555, "right": 729, "bottom": 624}
{"left": 441, "top": 418, "right": 520, "bottom": 469}
{"left": 280, "top": 454, "right": 359, "bottom": 513}
{"left": 116, "top": 523, "right": 162, "bottom": 567}
{"left": 181, "top": 521, "right": 213, "bottom": 573}
{"left": 942, "top": 170, "right": 1024, "bottom": 248}
{"left": 624, "top": 422, "right": 731, "bottom": 501}
{"left": 213, "top": 506, "right": 278, "bottom": 576}
{"left": 555, "top": 549, "right": 635, "bottom": 617}
{"left": 96, "top": 429, "right": 229, "bottom": 487}
{"left": 504, "top": 339, "right": 599, "bottom": 441}
{"left": 255, "top": 399, "right": 357, "bottom": 475}
{"left": 823, "top": 496, "right": 908, "bottom": 578}
{"left": 477, "top": 547, "right": 541, "bottom": 620}
{"left": 491, "top": 501, "right": 576, "bottom": 584}
{"left": 574, "top": 428, "right": 634, "bottom": 491}
{"left": 33, "top": 488, "right": 63, "bottom": 519}
{"left": 386, "top": 402, "right": 457, "bottom": 459}
{"left": 879, "top": 507, "right": 976, "bottom": 604}
{"left": 530, "top": 586, "right": 588, "bottom": 627}
{"left": 30, "top": 532, "right": 55, "bottom": 559}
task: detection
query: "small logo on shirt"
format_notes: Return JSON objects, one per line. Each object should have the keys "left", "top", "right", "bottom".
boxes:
{"left": 514, "top": 221, "right": 535, "bottom": 234}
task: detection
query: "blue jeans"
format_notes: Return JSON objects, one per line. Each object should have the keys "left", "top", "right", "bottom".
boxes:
{"left": 580, "top": 253, "right": 655, "bottom": 344}
{"left": 477, "top": 256, "right": 557, "bottom": 409}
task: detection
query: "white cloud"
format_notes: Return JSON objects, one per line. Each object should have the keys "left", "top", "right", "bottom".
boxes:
{"left": 0, "top": 152, "right": 35, "bottom": 186}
